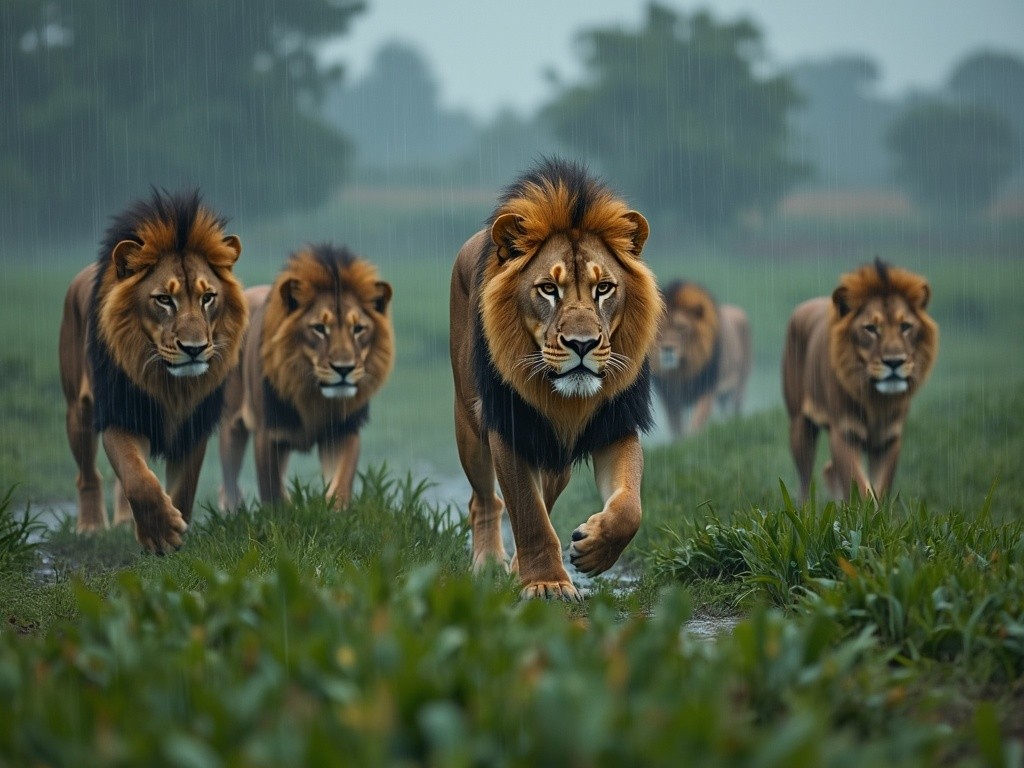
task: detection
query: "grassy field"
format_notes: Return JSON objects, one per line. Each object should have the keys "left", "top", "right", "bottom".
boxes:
{"left": 1, "top": 191, "right": 1022, "bottom": 764}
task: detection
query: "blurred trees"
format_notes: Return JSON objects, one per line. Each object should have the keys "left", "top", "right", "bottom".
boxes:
{"left": 324, "top": 41, "right": 475, "bottom": 172}
{"left": 1, "top": 0, "right": 363, "bottom": 240}
{"left": 542, "top": 3, "right": 807, "bottom": 231}
{"left": 886, "top": 100, "right": 1018, "bottom": 219}
{"left": 788, "top": 57, "right": 896, "bottom": 189}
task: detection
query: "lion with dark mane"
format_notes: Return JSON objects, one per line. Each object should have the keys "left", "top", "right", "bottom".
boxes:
{"left": 782, "top": 258, "right": 938, "bottom": 500}
{"left": 219, "top": 244, "right": 393, "bottom": 509}
{"left": 450, "top": 158, "right": 662, "bottom": 600}
{"left": 650, "top": 280, "right": 752, "bottom": 438}
{"left": 59, "top": 189, "right": 247, "bottom": 552}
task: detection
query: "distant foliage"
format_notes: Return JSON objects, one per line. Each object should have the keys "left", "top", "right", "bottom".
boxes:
{"left": 542, "top": 3, "right": 808, "bottom": 231}
{"left": 886, "top": 100, "right": 1019, "bottom": 219}
{"left": 0, "top": 0, "right": 364, "bottom": 239}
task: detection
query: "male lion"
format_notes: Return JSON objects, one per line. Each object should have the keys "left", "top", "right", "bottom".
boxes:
{"left": 59, "top": 190, "right": 247, "bottom": 553}
{"left": 782, "top": 258, "right": 938, "bottom": 501}
{"left": 218, "top": 244, "right": 393, "bottom": 509}
{"left": 450, "top": 158, "right": 662, "bottom": 601}
{"left": 650, "top": 280, "right": 752, "bottom": 438}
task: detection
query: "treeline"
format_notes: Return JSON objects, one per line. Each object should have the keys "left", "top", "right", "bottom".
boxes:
{"left": 3, "top": 1, "right": 1022, "bottom": 242}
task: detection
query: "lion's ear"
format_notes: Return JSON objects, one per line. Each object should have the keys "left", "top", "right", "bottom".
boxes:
{"left": 111, "top": 239, "right": 144, "bottom": 280}
{"left": 372, "top": 281, "right": 393, "bottom": 314}
{"left": 221, "top": 235, "right": 242, "bottom": 266}
{"left": 915, "top": 281, "right": 931, "bottom": 311}
{"left": 279, "top": 278, "right": 305, "bottom": 313}
{"left": 832, "top": 285, "right": 852, "bottom": 318}
{"left": 623, "top": 211, "right": 650, "bottom": 257}
{"left": 491, "top": 213, "right": 524, "bottom": 262}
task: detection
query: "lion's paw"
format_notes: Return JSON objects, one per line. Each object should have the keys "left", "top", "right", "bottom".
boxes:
{"left": 520, "top": 580, "right": 583, "bottom": 603}
{"left": 569, "top": 516, "right": 634, "bottom": 576}
{"left": 131, "top": 489, "right": 188, "bottom": 554}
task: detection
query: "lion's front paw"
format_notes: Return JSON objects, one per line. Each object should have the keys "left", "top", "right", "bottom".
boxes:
{"left": 569, "top": 512, "right": 638, "bottom": 576}
{"left": 129, "top": 486, "right": 188, "bottom": 554}
{"left": 520, "top": 579, "right": 583, "bottom": 603}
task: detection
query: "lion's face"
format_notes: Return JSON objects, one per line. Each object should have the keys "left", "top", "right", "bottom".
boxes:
{"left": 830, "top": 264, "right": 938, "bottom": 400}
{"left": 511, "top": 232, "right": 629, "bottom": 398}
{"left": 842, "top": 294, "right": 926, "bottom": 395}
{"left": 650, "top": 283, "right": 719, "bottom": 377}
{"left": 134, "top": 253, "right": 233, "bottom": 378}
{"left": 268, "top": 266, "right": 393, "bottom": 403}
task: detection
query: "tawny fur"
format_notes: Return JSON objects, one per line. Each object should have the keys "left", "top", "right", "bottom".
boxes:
{"left": 782, "top": 260, "right": 938, "bottom": 500}
{"left": 650, "top": 281, "right": 752, "bottom": 438}
{"left": 450, "top": 159, "right": 662, "bottom": 601}
{"left": 219, "top": 245, "right": 394, "bottom": 510}
{"left": 59, "top": 191, "right": 246, "bottom": 553}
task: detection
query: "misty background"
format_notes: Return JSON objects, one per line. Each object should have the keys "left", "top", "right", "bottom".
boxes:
{"left": 2, "top": 0, "right": 1023, "bottom": 504}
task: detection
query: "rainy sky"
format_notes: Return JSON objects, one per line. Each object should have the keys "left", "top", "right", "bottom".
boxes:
{"left": 324, "top": 0, "right": 1024, "bottom": 119}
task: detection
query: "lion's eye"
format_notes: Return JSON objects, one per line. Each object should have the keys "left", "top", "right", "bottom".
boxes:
{"left": 352, "top": 323, "right": 366, "bottom": 335}
{"left": 201, "top": 292, "right": 216, "bottom": 308}
{"left": 310, "top": 323, "right": 328, "bottom": 337}
{"left": 154, "top": 295, "right": 174, "bottom": 308}
{"left": 595, "top": 281, "right": 615, "bottom": 297}
{"left": 900, "top": 321, "right": 913, "bottom": 334}
{"left": 863, "top": 323, "right": 879, "bottom": 336}
{"left": 538, "top": 283, "right": 559, "bottom": 298}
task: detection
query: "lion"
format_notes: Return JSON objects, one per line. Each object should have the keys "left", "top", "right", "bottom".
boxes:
{"left": 450, "top": 158, "right": 662, "bottom": 601}
{"left": 782, "top": 258, "right": 938, "bottom": 501}
{"left": 649, "top": 280, "right": 752, "bottom": 438}
{"left": 218, "top": 244, "right": 394, "bottom": 510}
{"left": 59, "top": 189, "right": 247, "bottom": 553}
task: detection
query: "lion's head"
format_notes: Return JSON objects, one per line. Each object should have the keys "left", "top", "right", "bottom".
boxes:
{"left": 830, "top": 258, "right": 938, "bottom": 399}
{"left": 95, "top": 189, "right": 247, "bottom": 409}
{"left": 261, "top": 244, "right": 394, "bottom": 409}
{"left": 649, "top": 281, "right": 719, "bottom": 379}
{"left": 479, "top": 159, "right": 661, "bottom": 421}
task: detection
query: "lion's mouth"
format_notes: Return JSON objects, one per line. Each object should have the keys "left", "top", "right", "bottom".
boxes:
{"left": 548, "top": 366, "right": 604, "bottom": 398}
{"left": 320, "top": 383, "right": 359, "bottom": 399}
{"left": 658, "top": 348, "right": 679, "bottom": 369}
{"left": 165, "top": 360, "right": 210, "bottom": 378}
{"left": 874, "top": 375, "right": 909, "bottom": 395}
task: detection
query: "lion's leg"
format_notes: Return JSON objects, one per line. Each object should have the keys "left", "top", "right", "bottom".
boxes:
{"left": 789, "top": 415, "right": 819, "bottom": 501}
{"left": 166, "top": 439, "right": 208, "bottom": 525}
{"left": 66, "top": 392, "right": 106, "bottom": 532}
{"left": 455, "top": 401, "right": 508, "bottom": 572}
{"left": 254, "top": 433, "right": 290, "bottom": 506}
{"left": 112, "top": 478, "right": 133, "bottom": 527}
{"left": 569, "top": 433, "right": 643, "bottom": 577}
{"left": 688, "top": 392, "right": 715, "bottom": 434}
{"left": 218, "top": 416, "right": 250, "bottom": 511}
{"left": 542, "top": 468, "right": 572, "bottom": 512}
{"left": 825, "top": 431, "right": 872, "bottom": 501}
{"left": 490, "top": 431, "right": 579, "bottom": 601}
{"left": 868, "top": 437, "right": 901, "bottom": 500}
{"left": 319, "top": 433, "right": 360, "bottom": 510}
{"left": 102, "top": 427, "right": 186, "bottom": 554}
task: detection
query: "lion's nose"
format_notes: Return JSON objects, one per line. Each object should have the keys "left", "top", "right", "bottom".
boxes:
{"left": 177, "top": 340, "right": 209, "bottom": 359}
{"left": 331, "top": 363, "right": 356, "bottom": 378}
{"left": 562, "top": 337, "right": 599, "bottom": 359}
{"left": 882, "top": 355, "right": 907, "bottom": 370}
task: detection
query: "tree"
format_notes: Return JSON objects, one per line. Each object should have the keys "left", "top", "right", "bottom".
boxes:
{"left": 0, "top": 0, "right": 364, "bottom": 240}
{"left": 542, "top": 3, "right": 807, "bottom": 231}
{"left": 788, "top": 56, "right": 897, "bottom": 189}
{"left": 324, "top": 41, "right": 476, "bottom": 171}
{"left": 886, "top": 100, "right": 1018, "bottom": 220}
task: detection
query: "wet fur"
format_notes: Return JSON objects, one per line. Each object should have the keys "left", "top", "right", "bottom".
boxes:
{"left": 782, "top": 258, "right": 938, "bottom": 500}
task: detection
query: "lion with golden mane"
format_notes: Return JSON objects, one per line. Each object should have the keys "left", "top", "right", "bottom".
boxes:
{"left": 650, "top": 280, "right": 752, "bottom": 438}
{"left": 59, "top": 189, "right": 247, "bottom": 553}
{"left": 218, "top": 244, "right": 393, "bottom": 509}
{"left": 782, "top": 258, "right": 938, "bottom": 500}
{"left": 450, "top": 158, "right": 662, "bottom": 601}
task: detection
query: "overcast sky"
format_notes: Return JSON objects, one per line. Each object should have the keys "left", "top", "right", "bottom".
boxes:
{"left": 323, "top": 0, "right": 1024, "bottom": 120}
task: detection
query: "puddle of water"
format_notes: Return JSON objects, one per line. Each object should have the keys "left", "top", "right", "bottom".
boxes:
{"left": 683, "top": 616, "right": 740, "bottom": 641}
